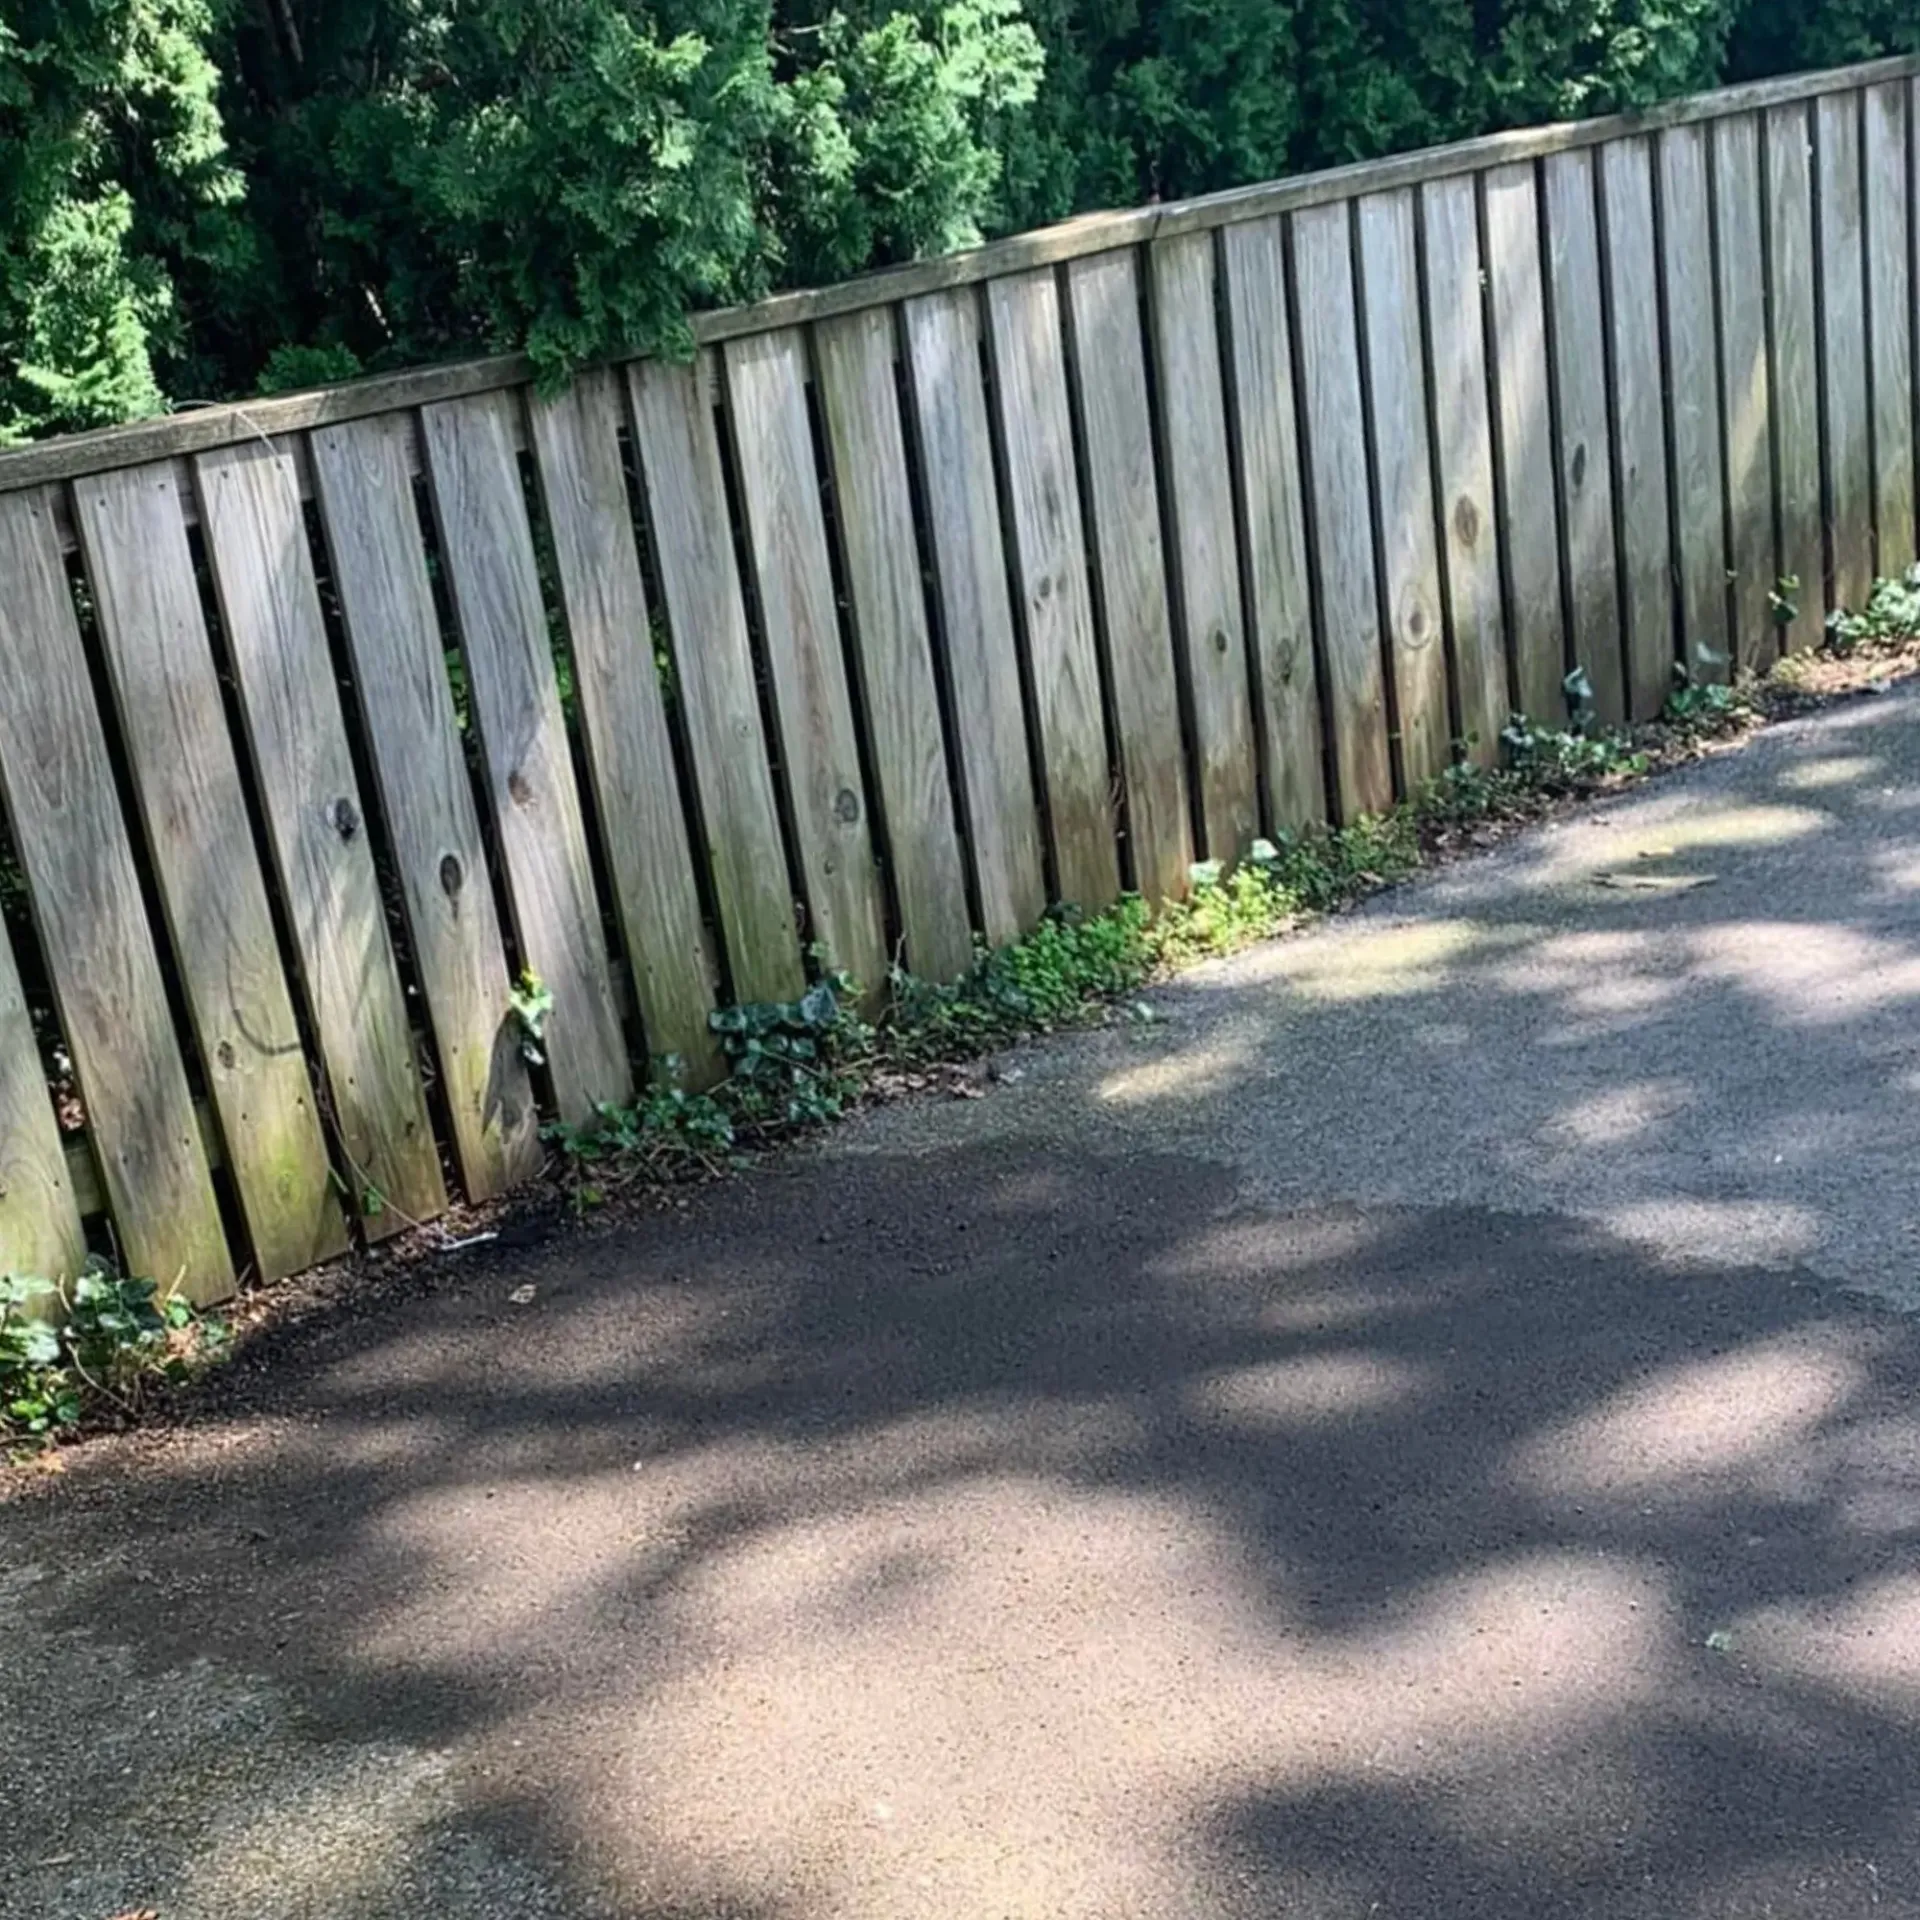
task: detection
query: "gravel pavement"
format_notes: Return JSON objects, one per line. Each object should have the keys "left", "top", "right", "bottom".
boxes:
{"left": 10, "top": 685, "right": 1920, "bottom": 1917}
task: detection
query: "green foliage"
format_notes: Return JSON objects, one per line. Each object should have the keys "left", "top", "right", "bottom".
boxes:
{"left": 0, "top": 0, "right": 240, "bottom": 441}
{"left": 1662, "top": 663, "right": 1748, "bottom": 731}
{"left": 1, "top": 1263, "right": 230, "bottom": 1447}
{"left": 1827, "top": 565, "right": 1920, "bottom": 654}
{"left": 1501, "top": 713, "right": 1651, "bottom": 787}
{"left": 549, "top": 971, "right": 873, "bottom": 1196}
{"left": 1000, "top": 0, "right": 1744, "bottom": 229}
{"left": 711, "top": 975, "right": 872, "bottom": 1125}
{"left": 508, "top": 967, "right": 556, "bottom": 1068}
{"left": 4, "top": 0, "right": 1910, "bottom": 439}
{"left": 886, "top": 898, "right": 1156, "bottom": 1058}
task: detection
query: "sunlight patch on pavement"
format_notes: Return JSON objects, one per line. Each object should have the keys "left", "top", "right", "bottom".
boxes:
{"left": 1509, "top": 1330, "right": 1865, "bottom": 1504}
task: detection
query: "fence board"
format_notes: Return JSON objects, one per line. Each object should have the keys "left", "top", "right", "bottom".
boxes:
{"left": 1542, "top": 150, "right": 1625, "bottom": 723}
{"left": 1419, "top": 176, "right": 1507, "bottom": 760}
{"left": 0, "top": 915, "right": 86, "bottom": 1282}
{"left": 812, "top": 310, "right": 976, "bottom": 980}
{"left": 985, "top": 269, "right": 1121, "bottom": 912}
{"left": 1817, "top": 91, "right": 1874, "bottom": 613}
{"left": 1219, "top": 216, "right": 1327, "bottom": 824}
{"left": 1356, "top": 190, "right": 1449, "bottom": 787}
{"left": 627, "top": 354, "right": 806, "bottom": 1004}
{"left": 721, "top": 330, "right": 890, "bottom": 1001}
{"left": 308, "top": 412, "right": 533, "bottom": 1207}
{"left": 0, "top": 489, "right": 233, "bottom": 1300}
{"left": 525, "top": 372, "right": 721, "bottom": 1080}
{"left": 1292, "top": 204, "right": 1392, "bottom": 820}
{"left": 1149, "top": 233, "right": 1260, "bottom": 857}
{"left": 420, "top": 391, "right": 631, "bottom": 1124}
{"left": 1484, "top": 162, "right": 1567, "bottom": 724}
{"left": 1597, "top": 138, "right": 1678, "bottom": 716}
{"left": 73, "top": 464, "right": 345, "bottom": 1280}
{"left": 1766, "top": 107, "right": 1828, "bottom": 652}
{"left": 194, "top": 440, "right": 445, "bottom": 1235}
{"left": 902, "top": 290, "right": 1046, "bottom": 945}
{"left": 1658, "top": 124, "right": 1733, "bottom": 685}
{"left": 1866, "top": 80, "right": 1915, "bottom": 575}
{"left": 1064, "top": 252, "right": 1193, "bottom": 902}
{"left": 1711, "top": 115, "right": 1777, "bottom": 674}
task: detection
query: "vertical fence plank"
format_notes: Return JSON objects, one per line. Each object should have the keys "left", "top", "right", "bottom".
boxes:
{"left": 1484, "top": 161, "right": 1567, "bottom": 725}
{"left": 0, "top": 913, "right": 85, "bottom": 1281}
{"left": 812, "top": 310, "right": 976, "bottom": 980}
{"left": 1064, "top": 252, "right": 1193, "bottom": 902}
{"left": 420, "top": 391, "right": 631, "bottom": 1124}
{"left": 627, "top": 354, "right": 806, "bottom": 1003}
{"left": 1659, "top": 124, "right": 1734, "bottom": 684}
{"left": 1356, "top": 190, "right": 1449, "bottom": 787}
{"left": 0, "top": 489, "right": 233, "bottom": 1301}
{"left": 1712, "top": 114, "right": 1778, "bottom": 674}
{"left": 1766, "top": 105, "right": 1828, "bottom": 652}
{"left": 1866, "top": 80, "right": 1915, "bottom": 576}
{"left": 1543, "top": 150, "right": 1626, "bottom": 724}
{"left": 1419, "top": 176, "right": 1507, "bottom": 761}
{"left": 1292, "top": 204, "right": 1392, "bottom": 820}
{"left": 1817, "top": 91, "right": 1874, "bottom": 613}
{"left": 74, "top": 464, "right": 345, "bottom": 1280}
{"left": 1149, "top": 233, "right": 1260, "bottom": 858}
{"left": 721, "top": 330, "right": 890, "bottom": 1001}
{"left": 525, "top": 371, "right": 721, "bottom": 1080}
{"left": 195, "top": 441, "right": 446, "bottom": 1231}
{"left": 1219, "top": 215, "right": 1327, "bottom": 825}
{"left": 901, "top": 289, "right": 1047, "bottom": 946}
{"left": 985, "top": 269, "right": 1121, "bottom": 913}
{"left": 308, "top": 413, "right": 534, "bottom": 1207}
{"left": 1599, "top": 138, "right": 1678, "bottom": 716}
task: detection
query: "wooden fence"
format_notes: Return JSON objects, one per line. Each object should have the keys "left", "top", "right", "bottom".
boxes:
{"left": 1, "top": 55, "right": 1916, "bottom": 1302}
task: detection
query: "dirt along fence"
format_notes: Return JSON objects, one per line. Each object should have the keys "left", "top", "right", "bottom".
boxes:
{"left": 1, "top": 55, "right": 1916, "bottom": 1304}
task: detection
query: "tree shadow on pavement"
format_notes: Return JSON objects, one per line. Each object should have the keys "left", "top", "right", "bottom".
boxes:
{"left": 11, "top": 692, "right": 1920, "bottom": 1918}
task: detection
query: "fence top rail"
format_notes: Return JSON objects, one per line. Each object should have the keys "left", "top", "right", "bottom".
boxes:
{"left": 2, "top": 50, "right": 1914, "bottom": 498}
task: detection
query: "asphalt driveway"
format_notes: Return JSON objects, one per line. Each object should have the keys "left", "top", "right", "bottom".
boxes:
{"left": 10, "top": 684, "right": 1920, "bottom": 1918}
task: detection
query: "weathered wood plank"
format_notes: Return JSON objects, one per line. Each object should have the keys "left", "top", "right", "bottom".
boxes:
{"left": 1598, "top": 137, "right": 1678, "bottom": 716}
{"left": 1419, "top": 176, "right": 1507, "bottom": 760}
{"left": 984, "top": 269, "right": 1121, "bottom": 912}
{"left": 1062, "top": 252, "right": 1193, "bottom": 902}
{"left": 901, "top": 289, "right": 1046, "bottom": 946}
{"left": 1817, "top": 90, "right": 1874, "bottom": 613}
{"left": 420, "top": 390, "right": 632, "bottom": 1124}
{"left": 721, "top": 330, "right": 890, "bottom": 1001}
{"left": 1149, "top": 232, "right": 1259, "bottom": 858}
{"left": 0, "top": 489, "right": 233, "bottom": 1301}
{"left": 1712, "top": 114, "right": 1778, "bottom": 673}
{"left": 1219, "top": 215, "right": 1327, "bottom": 824}
{"left": 1484, "top": 161, "right": 1568, "bottom": 724}
{"left": 0, "top": 912, "right": 86, "bottom": 1281}
{"left": 812, "top": 310, "right": 976, "bottom": 980}
{"left": 194, "top": 440, "right": 447, "bottom": 1233}
{"left": 308, "top": 412, "right": 535, "bottom": 1206}
{"left": 73, "top": 464, "right": 345, "bottom": 1280}
{"left": 526, "top": 372, "right": 721, "bottom": 1079}
{"left": 1291, "top": 203, "right": 1392, "bottom": 820}
{"left": 1865, "top": 80, "right": 1915, "bottom": 574}
{"left": 1356, "top": 189, "right": 1449, "bottom": 787}
{"left": 1766, "top": 105, "right": 1827, "bottom": 653}
{"left": 627, "top": 353, "right": 806, "bottom": 1003}
{"left": 1659, "top": 124, "right": 1733, "bottom": 683}
{"left": 1542, "top": 149, "right": 1625, "bottom": 723}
